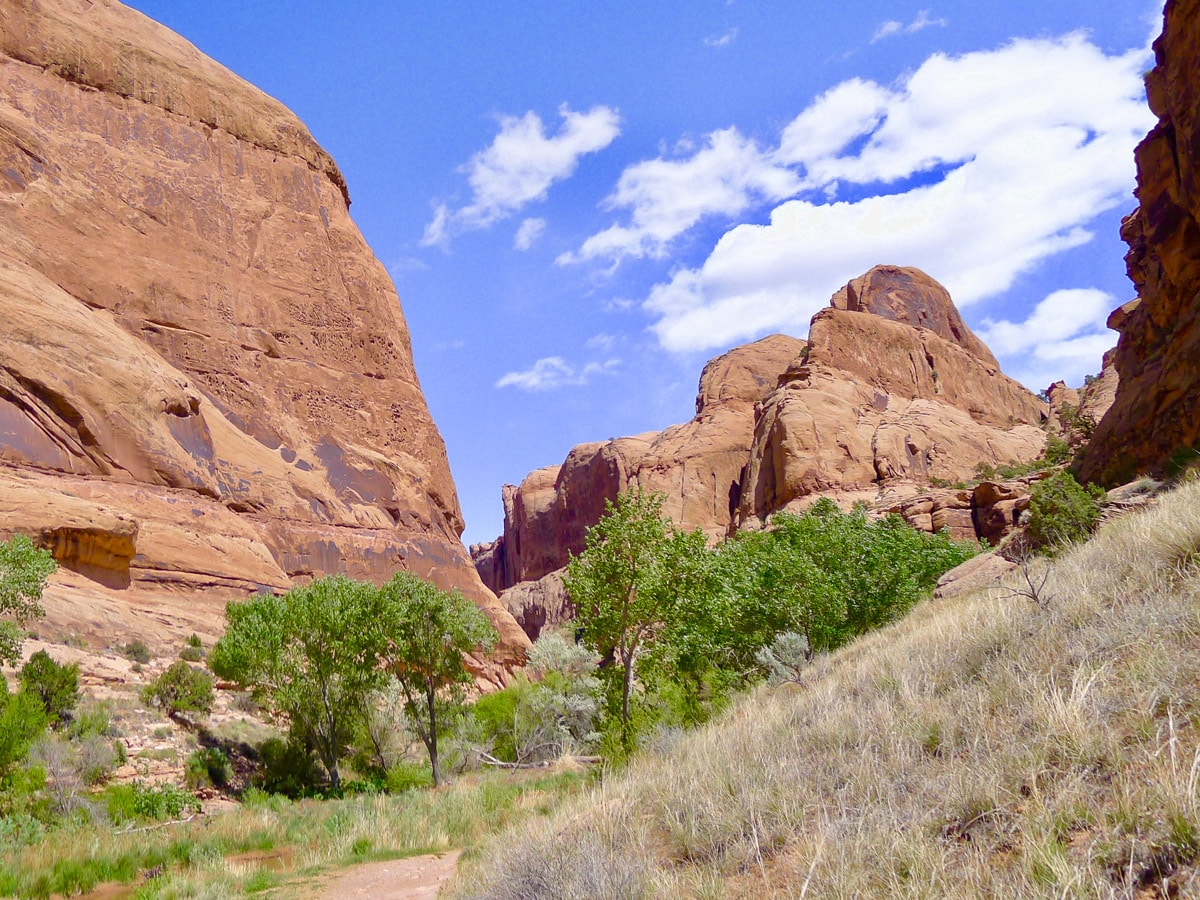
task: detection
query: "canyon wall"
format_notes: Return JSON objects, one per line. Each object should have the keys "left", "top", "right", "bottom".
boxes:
{"left": 1081, "top": 0, "right": 1200, "bottom": 484}
{"left": 0, "top": 0, "right": 527, "bottom": 672}
{"left": 478, "top": 267, "right": 1052, "bottom": 638}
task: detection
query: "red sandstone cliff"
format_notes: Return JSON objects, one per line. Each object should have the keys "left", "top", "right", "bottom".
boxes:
{"left": 0, "top": 0, "right": 527, "bottom": 672}
{"left": 476, "top": 267, "right": 1051, "bottom": 638}
{"left": 1080, "top": 0, "right": 1200, "bottom": 485}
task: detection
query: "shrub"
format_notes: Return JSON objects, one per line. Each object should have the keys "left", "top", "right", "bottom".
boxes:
{"left": 66, "top": 702, "right": 116, "bottom": 740}
{"left": 0, "top": 680, "right": 47, "bottom": 778}
{"left": 179, "top": 633, "right": 205, "bottom": 662}
{"left": 754, "top": 631, "right": 813, "bottom": 685}
{"left": 1027, "top": 470, "right": 1106, "bottom": 551}
{"left": 385, "top": 760, "right": 432, "bottom": 793}
{"left": 141, "top": 661, "right": 214, "bottom": 719}
{"left": 19, "top": 650, "right": 80, "bottom": 727}
{"left": 122, "top": 640, "right": 152, "bottom": 664}
{"left": 185, "top": 746, "right": 230, "bottom": 790}
{"left": 253, "top": 737, "right": 323, "bottom": 798}
{"left": 105, "top": 781, "right": 199, "bottom": 823}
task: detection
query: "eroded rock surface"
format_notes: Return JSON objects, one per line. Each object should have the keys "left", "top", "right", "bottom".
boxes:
{"left": 736, "top": 268, "right": 1046, "bottom": 525}
{"left": 471, "top": 335, "right": 803, "bottom": 595}
{"left": 477, "top": 268, "right": 1049, "bottom": 639}
{"left": 1082, "top": 0, "right": 1200, "bottom": 484}
{"left": 0, "top": 0, "right": 527, "bottom": 675}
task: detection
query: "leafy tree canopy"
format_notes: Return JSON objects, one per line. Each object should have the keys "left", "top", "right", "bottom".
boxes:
{"left": 0, "top": 534, "right": 57, "bottom": 666}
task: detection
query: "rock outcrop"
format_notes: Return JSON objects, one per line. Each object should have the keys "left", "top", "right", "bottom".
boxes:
{"left": 1081, "top": 0, "right": 1200, "bottom": 485}
{"left": 478, "top": 267, "right": 1050, "bottom": 639}
{"left": 736, "top": 267, "right": 1046, "bottom": 525}
{"left": 471, "top": 335, "right": 804, "bottom": 596}
{"left": 0, "top": 0, "right": 527, "bottom": 673}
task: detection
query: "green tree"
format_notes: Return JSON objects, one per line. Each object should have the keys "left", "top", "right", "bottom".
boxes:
{"left": 564, "top": 489, "right": 708, "bottom": 753}
{"left": 0, "top": 679, "right": 46, "bottom": 779}
{"left": 210, "top": 576, "right": 386, "bottom": 791}
{"left": 19, "top": 650, "right": 79, "bottom": 727}
{"left": 375, "top": 572, "right": 496, "bottom": 787}
{"left": 0, "top": 534, "right": 57, "bottom": 665}
{"left": 141, "top": 661, "right": 214, "bottom": 720}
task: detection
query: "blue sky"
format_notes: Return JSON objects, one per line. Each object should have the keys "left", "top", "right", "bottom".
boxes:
{"left": 125, "top": 1, "right": 1161, "bottom": 546}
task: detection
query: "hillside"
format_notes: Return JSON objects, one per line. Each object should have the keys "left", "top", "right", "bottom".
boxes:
{"left": 452, "top": 476, "right": 1200, "bottom": 897}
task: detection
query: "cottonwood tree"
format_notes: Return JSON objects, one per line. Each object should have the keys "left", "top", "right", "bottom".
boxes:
{"left": 375, "top": 572, "right": 496, "bottom": 787}
{"left": 0, "top": 534, "right": 57, "bottom": 665}
{"left": 210, "top": 575, "right": 385, "bottom": 791}
{"left": 564, "top": 489, "right": 708, "bottom": 754}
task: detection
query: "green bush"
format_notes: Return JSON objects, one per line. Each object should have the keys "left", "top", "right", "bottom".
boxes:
{"left": 1027, "top": 471, "right": 1106, "bottom": 551}
{"left": 179, "top": 634, "right": 205, "bottom": 662}
{"left": 19, "top": 650, "right": 79, "bottom": 727}
{"left": 185, "top": 746, "right": 230, "bottom": 790}
{"left": 105, "top": 781, "right": 199, "bottom": 823}
{"left": 472, "top": 684, "right": 522, "bottom": 763}
{"left": 141, "top": 661, "right": 214, "bottom": 719}
{"left": 66, "top": 701, "right": 116, "bottom": 740}
{"left": 121, "top": 640, "right": 152, "bottom": 665}
{"left": 0, "top": 680, "right": 47, "bottom": 778}
{"left": 385, "top": 760, "right": 432, "bottom": 793}
{"left": 253, "top": 737, "right": 323, "bottom": 798}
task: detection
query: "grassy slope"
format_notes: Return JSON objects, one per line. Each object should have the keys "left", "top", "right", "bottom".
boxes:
{"left": 452, "top": 479, "right": 1200, "bottom": 898}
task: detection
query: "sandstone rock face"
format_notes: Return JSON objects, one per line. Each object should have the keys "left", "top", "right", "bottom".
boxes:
{"left": 737, "top": 269, "right": 1046, "bottom": 525}
{"left": 1081, "top": 0, "right": 1200, "bottom": 485}
{"left": 831, "top": 266, "right": 998, "bottom": 368}
{"left": 496, "top": 570, "right": 572, "bottom": 643}
{"left": 471, "top": 335, "right": 804, "bottom": 594}
{"left": 477, "top": 268, "right": 1049, "bottom": 643}
{"left": 0, "top": 0, "right": 527, "bottom": 674}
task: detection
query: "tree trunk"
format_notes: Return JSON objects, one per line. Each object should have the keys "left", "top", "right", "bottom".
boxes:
{"left": 621, "top": 652, "right": 635, "bottom": 754}
{"left": 427, "top": 685, "right": 442, "bottom": 787}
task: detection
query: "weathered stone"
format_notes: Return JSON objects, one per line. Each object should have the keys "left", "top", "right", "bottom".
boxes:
{"left": 0, "top": 0, "right": 527, "bottom": 678}
{"left": 934, "top": 552, "right": 1017, "bottom": 600}
{"left": 474, "top": 336, "right": 803, "bottom": 596}
{"left": 1082, "top": 0, "right": 1200, "bottom": 485}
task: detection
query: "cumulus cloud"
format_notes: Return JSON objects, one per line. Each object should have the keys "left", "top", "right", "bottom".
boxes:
{"left": 422, "top": 104, "right": 620, "bottom": 247}
{"left": 514, "top": 217, "right": 546, "bottom": 250}
{"left": 704, "top": 27, "right": 738, "bottom": 48}
{"left": 495, "top": 356, "right": 620, "bottom": 391}
{"left": 560, "top": 128, "right": 801, "bottom": 263}
{"left": 977, "top": 289, "right": 1116, "bottom": 390}
{"left": 871, "top": 10, "right": 948, "bottom": 44}
{"left": 618, "top": 34, "right": 1152, "bottom": 352}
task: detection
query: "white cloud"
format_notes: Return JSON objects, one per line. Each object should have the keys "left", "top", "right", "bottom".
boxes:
{"left": 704, "top": 27, "right": 738, "bottom": 48}
{"left": 422, "top": 104, "right": 620, "bottom": 247}
{"left": 631, "top": 34, "right": 1152, "bottom": 352}
{"left": 560, "top": 127, "right": 801, "bottom": 264}
{"left": 585, "top": 332, "right": 620, "bottom": 351}
{"left": 495, "top": 356, "right": 620, "bottom": 391}
{"left": 871, "top": 10, "right": 948, "bottom": 44}
{"left": 514, "top": 217, "right": 546, "bottom": 250}
{"left": 977, "top": 289, "right": 1117, "bottom": 389}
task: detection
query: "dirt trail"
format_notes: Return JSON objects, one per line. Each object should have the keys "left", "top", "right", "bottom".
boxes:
{"left": 310, "top": 850, "right": 461, "bottom": 899}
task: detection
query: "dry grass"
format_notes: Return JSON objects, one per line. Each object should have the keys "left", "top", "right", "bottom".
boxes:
{"left": 451, "top": 479, "right": 1200, "bottom": 899}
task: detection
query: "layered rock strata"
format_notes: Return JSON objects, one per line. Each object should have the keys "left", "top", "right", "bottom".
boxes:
{"left": 1081, "top": 0, "right": 1200, "bottom": 484}
{"left": 0, "top": 0, "right": 527, "bottom": 673}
